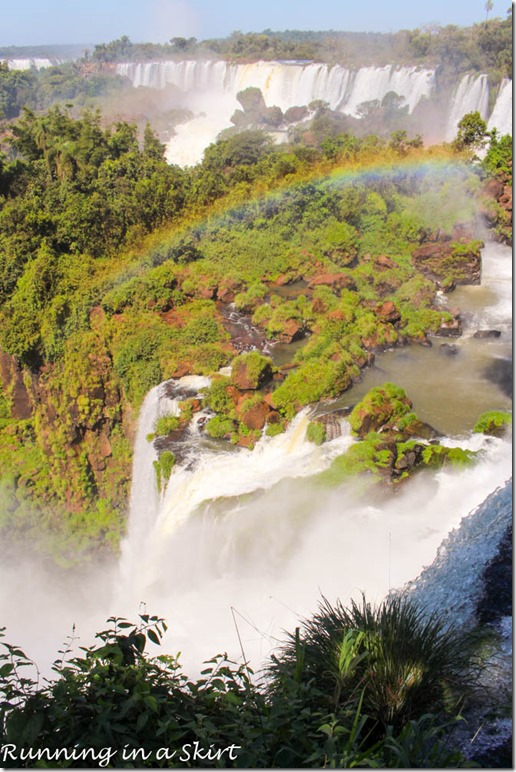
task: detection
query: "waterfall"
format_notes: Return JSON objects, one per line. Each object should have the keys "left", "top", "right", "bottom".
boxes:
{"left": 445, "top": 73, "right": 490, "bottom": 141}
{"left": 117, "top": 60, "right": 435, "bottom": 165}
{"left": 6, "top": 58, "right": 63, "bottom": 70}
{"left": 111, "top": 238, "right": 512, "bottom": 674}
{"left": 116, "top": 60, "right": 434, "bottom": 115}
{"left": 488, "top": 78, "right": 513, "bottom": 136}
{"left": 117, "top": 59, "right": 511, "bottom": 165}
{"left": 339, "top": 65, "right": 434, "bottom": 116}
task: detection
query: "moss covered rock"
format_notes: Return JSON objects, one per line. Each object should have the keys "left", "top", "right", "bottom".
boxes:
{"left": 349, "top": 383, "right": 413, "bottom": 437}
{"left": 231, "top": 351, "right": 273, "bottom": 390}
{"left": 473, "top": 410, "right": 512, "bottom": 437}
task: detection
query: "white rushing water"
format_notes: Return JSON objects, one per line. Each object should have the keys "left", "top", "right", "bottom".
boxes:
{"left": 488, "top": 78, "right": 513, "bottom": 136}
{"left": 6, "top": 58, "right": 64, "bottom": 70}
{"left": 0, "top": 244, "right": 510, "bottom": 680}
{"left": 445, "top": 74, "right": 490, "bottom": 141}
{"left": 117, "top": 60, "right": 512, "bottom": 165}
{"left": 112, "top": 242, "right": 512, "bottom": 674}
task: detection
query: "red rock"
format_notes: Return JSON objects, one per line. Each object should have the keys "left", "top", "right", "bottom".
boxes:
{"left": 375, "top": 254, "right": 396, "bottom": 269}
{"left": 308, "top": 273, "right": 355, "bottom": 290}
{"left": 276, "top": 319, "right": 304, "bottom": 343}
{"left": 226, "top": 385, "right": 241, "bottom": 404}
{"left": 376, "top": 301, "right": 401, "bottom": 324}
{"left": 98, "top": 431, "right": 112, "bottom": 458}
{"left": 240, "top": 401, "right": 270, "bottom": 431}
{"left": 312, "top": 297, "right": 326, "bottom": 314}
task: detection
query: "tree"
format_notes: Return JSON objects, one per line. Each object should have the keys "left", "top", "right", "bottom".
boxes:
{"left": 453, "top": 111, "right": 488, "bottom": 152}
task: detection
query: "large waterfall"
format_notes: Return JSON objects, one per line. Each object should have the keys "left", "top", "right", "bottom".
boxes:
{"left": 116, "top": 60, "right": 435, "bottom": 115}
{"left": 113, "top": 241, "right": 512, "bottom": 674}
{"left": 488, "top": 78, "right": 513, "bottom": 136}
{"left": 445, "top": 73, "right": 490, "bottom": 141}
{"left": 116, "top": 60, "right": 512, "bottom": 165}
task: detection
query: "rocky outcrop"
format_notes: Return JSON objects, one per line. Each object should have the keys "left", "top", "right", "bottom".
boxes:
{"left": 238, "top": 399, "right": 271, "bottom": 431}
{"left": 473, "top": 329, "right": 502, "bottom": 339}
{"left": 0, "top": 351, "right": 34, "bottom": 419}
{"left": 307, "top": 272, "right": 356, "bottom": 290}
{"left": 412, "top": 238, "right": 483, "bottom": 288}
{"left": 231, "top": 351, "right": 273, "bottom": 390}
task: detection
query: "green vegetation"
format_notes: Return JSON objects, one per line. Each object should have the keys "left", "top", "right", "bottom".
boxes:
{"left": 319, "top": 384, "right": 477, "bottom": 487}
{"left": 84, "top": 15, "right": 512, "bottom": 77}
{"left": 0, "top": 84, "right": 509, "bottom": 561}
{"left": 230, "top": 350, "right": 273, "bottom": 389}
{"left": 0, "top": 597, "right": 479, "bottom": 767}
{"left": 473, "top": 410, "right": 512, "bottom": 436}
{"left": 154, "top": 415, "right": 179, "bottom": 436}
{"left": 205, "top": 414, "right": 236, "bottom": 439}
{"left": 153, "top": 450, "right": 176, "bottom": 493}
{"left": 306, "top": 420, "right": 326, "bottom": 445}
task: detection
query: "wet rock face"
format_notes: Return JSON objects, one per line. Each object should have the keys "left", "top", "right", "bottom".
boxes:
{"left": 0, "top": 351, "right": 33, "bottom": 419}
{"left": 476, "top": 523, "right": 512, "bottom": 625}
{"left": 473, "top": 329, "right": 502, "bottom": 339}
{"left": 313, "top": 412, "right": 343, "bottom": 441}
{"left": 483, "top": 357, "right": 513, "bottom": 397}
{"left": 439, "top": 343, "right": 459, "bottom": 356}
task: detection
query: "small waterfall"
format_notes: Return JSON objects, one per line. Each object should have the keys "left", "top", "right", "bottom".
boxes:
{"left": 117, "top": 375, "right": 210, "bottom": 599}
{"left": 6, "top": 58, "right": 62, "bottom": 70}
{"left": 339, "top": 65, "right": 434, "bottom": 116}
{"left": 117, "top": 385, "right": 160, "bottom": 590}
{"left": 445, "top": 73, "right": 490, "bottom": 141}
{"left": 488, "top": 78, "right": 513, "bottom": 136}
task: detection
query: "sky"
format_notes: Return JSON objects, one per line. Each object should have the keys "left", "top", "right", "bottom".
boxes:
{"left": 0, "top": 0, "right": 511, "bottom": 47}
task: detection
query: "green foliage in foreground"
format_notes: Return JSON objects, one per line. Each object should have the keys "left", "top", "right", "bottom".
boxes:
{"left": 0, "top": 597, "right": 474, "bottom": 768}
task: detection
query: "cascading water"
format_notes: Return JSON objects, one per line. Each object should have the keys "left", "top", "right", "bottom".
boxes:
{"left": 117, "top": 60, "right": 511, "bottom": 165}
{"left": 445, "top": 73, "right": 490, "bottom": 141}
{"left": 488, "top": 78, "right": 513, "bottom": 136}
{"left": 6, "top": 58, "right": 63, "bottom": 70}
{"left": 116, "top": 241, "right": 512, "bottom": 674}
{"left": 116, "top": 60, "right": 434, "bottom": 114}
{"left": 117, "top": 60, "right": 435, "bottom": 165}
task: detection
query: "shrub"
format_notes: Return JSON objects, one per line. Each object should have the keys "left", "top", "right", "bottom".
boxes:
{"left": 306, "top": 420, "right": 326, "bottom": 445}
{"left": 154, "top": 416, "right": 179, "bottom": 436}
{"left": 202, "top": 377, "right": 235, "bottom": 415}
{"left": 205, "top": 415, "right": 236, "bottom": 439}
{"left": 268, "top": 594, "right": 476, "bottom": 731}
{"left": 473, "top": 410, "right": 512, "bottom": 437}
{"left": 230, "top": 351, "right": 273, "bottom": 389}
{"left": 153, "top": 450, "right": 176, "bottom": 492}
